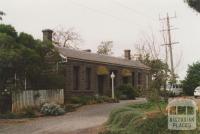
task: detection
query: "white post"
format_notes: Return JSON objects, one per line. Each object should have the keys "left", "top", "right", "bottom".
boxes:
{"left": 111, "top": 72, "right": 115, "bottom": 99}
{"left": 25, "top": 72, "right": 27, "bottom": 90}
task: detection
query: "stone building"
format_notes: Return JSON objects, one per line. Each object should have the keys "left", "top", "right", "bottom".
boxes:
{"left": 42, "top": 29, "right": 151, "bottom": 100}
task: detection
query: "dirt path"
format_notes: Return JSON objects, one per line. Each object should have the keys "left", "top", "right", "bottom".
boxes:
{"left": 0, "top": 98, "right": 146, "bottom": 134}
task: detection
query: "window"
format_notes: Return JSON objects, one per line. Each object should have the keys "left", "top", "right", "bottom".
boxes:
{"left": 86, "top": 68, "right": 91, "bottom": 90}
{"left": 132, "top": 72, "right": 135, "bottom": 87}
{"left": 73, "top": 66, "right": 79, "bottom": 90}
{"left": 138, "top": 72, "right": 142, "bottom": 85}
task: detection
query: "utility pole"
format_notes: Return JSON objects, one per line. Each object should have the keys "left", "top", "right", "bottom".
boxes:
{"left": 167, "top": 13, "right": 174, "bottom": 79}
{"left": 159, "top": 13, "right": 179, "bottom": 82}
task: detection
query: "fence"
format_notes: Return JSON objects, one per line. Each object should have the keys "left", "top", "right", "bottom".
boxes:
{"left": 12, "top": 89, "right": 64, "bottom": 112}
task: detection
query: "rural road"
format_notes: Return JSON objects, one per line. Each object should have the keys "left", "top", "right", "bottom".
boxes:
{"left": 0, "top": 98, "right": 146, "bottom": 134}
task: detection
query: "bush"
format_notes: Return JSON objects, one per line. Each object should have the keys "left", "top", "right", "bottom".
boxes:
{"left": 64, "top": 104, "right": 82, "bottom": 112}
{"left": 116, "top": 84, "right": 138, "bottom": 100}
{"left": 0, "top": 112, "right": 23, "bottom": 119}
{"left": 182, "top": 61, "right": 200, "bottom": 95}
{"left": 21, "top": 106, "right": 39, "bottom": 118}
{"left": 100, "top": 102, "right": 170, "bottom": 134}
{"left": 0, "top": 107, "right": 39, "bottom": 119}
{"left": 68, "top": 96, "right": 118, "bottom": 105}
{"left": 40, "top": 103, "right": 65, "bottom": 116}
{"left": 68, "top": 96, "right": 84, "bottom": 104}
{"left": 98, "top": 96, "right": 119, "bottom": 103}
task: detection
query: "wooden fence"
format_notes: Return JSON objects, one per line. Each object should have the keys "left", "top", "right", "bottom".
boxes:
{"left": 12, "top": 89, "right": 64, "bottom": 112}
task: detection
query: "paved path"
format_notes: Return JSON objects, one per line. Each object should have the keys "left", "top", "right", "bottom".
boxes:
{"left": 0, "top": 98, "right": 146, "bottom": 134}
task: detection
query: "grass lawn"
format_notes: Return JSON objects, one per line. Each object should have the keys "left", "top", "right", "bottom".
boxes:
{"left": 100, "top": 101, "right": 200, "bottom": 134}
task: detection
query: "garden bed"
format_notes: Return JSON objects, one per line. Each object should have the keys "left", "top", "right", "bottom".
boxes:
{"left": 99, "top": 101, "right": 200, "bottom": 134}
{"left": 0, "top": 96, "right": 118, "bottom": 119}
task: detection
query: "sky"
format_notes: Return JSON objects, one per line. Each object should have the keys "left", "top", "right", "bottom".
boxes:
{"left": 1, "top": 0, "right": 200, "bottom": 79}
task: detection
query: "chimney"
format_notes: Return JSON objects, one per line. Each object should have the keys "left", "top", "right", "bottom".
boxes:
{"left": 83, "top": 49, "right": 91, "bottom": 52}
{"left": 42, "top": 29, "right": 53, "bottom": 42}
{"left": 124, "top": 49, "right": 131, "bottom": 60}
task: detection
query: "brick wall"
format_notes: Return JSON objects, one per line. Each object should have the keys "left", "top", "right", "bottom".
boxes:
{"left": 63, "top": 59, "right": 150, "bottom": 101}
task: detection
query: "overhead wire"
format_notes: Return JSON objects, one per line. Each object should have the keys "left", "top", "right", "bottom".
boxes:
{"left": 68, "top": 0, "right": 147, "bottom": 28}
{"left": 110, "top": 0, "right": 157, "bottom": 23}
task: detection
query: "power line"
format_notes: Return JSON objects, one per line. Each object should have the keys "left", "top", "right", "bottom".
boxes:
{"left": 68, "top": 0, "right": 145, "bottom": 28}
{"left": 110, "top": 0, "right": 156, "bottom": 23}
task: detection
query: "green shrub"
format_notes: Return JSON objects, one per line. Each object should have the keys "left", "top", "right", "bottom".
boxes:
{"left": 68, "top": 96, "right": 118, "bottom": 105}
{"left": 40, "top": 103, "right": 65, "bottom": 116}
{"left": 64, "top": 104, "right": 82, "bottom": 112}
{"left": 21, "top": 106, "right": 39, "bottom": 118}
{"left": 0, "top": 112, "right": 22, "bottom": 119}
{"left": 100, "top": 101, "right": 200, "bottom": 134}
{"left": 116, "top": 84, "right": 137, "bottom": 100}
{"left": 69, "top": 96, "right": 84, "bottom": 104}
{"left": 0, "top": 106, "right": 41, "bottom": 119}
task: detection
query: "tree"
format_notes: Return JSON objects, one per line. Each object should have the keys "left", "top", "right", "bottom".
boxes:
{"left": 135, "top": 31, "right": 171, "bottom": 106}
{"left": 182, "top": 61, "right": 200, "bottom": 95}
{"left": 0, "top": 24, "right": 63, "bottom": 91}
{"left": 135, "top": 32, "right": 170, "bottom": 87}
{"left": 185, "top": 0, "right": 200, "bottom": 13}
{"left": 0, "top": 11, "right": 5, "bottom": 21}
{"left": 53, "top": 26, "right": 80, "bottom": 49}
{"left": 135, "top": 32, "right": 161, "bottom": 60}
{"left": 0, "top": 24, "right": 17, "bottom": 39}
{"left": 97, "top": 41, "right": 113, "bottom": 55}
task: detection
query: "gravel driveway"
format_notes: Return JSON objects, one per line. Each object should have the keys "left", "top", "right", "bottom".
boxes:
{"left": 0, "top": 98, "right": 146, "bottom": 134}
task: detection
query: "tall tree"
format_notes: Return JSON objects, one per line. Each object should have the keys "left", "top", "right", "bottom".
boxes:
{"left": 135, "top": 31, "right": 170, "bottom": 104}
{"left": 97, "top": 41, "right": 113, "bottom": 55}
{"left": 0, "top": 11, "right": 5, "bottom": 21}
{"left": 53, "top": 26, "right": 80, "bottom": 49}
{"left": 0, "top": 24, "right": 63, "bottom": 91}
{"left": 0, "top": 24, "right": 17, "bottom": 39}
{"left": 185, "top": 0, "right": 200, "bottom": 13}
{"left": 182, "top": 61, "right": 200, "bottom": 95}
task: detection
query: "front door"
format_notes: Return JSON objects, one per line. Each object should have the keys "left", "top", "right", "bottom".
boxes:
{"left": 98, "top": 75, "right": 104, "bottom": 95}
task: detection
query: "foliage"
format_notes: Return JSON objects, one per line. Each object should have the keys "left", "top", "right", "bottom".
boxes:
{"left": 0, "top": 11, "right": 5, "bottom": 21}
{"left": 138, "top": 54, "right": 170, "bottom": 103}
{"left": 182, "top": 61, "right": 200, "bottom": 95}
{"left": 141, "top": 56, "right": 169, "bottom": 89}
{"left": 36, "top": 74, "right": 65, "bottom": 89}
{"left": 64, "top": 104, "right": 81, "bottom": 112}
{"left": 20, "top": 106, "right": 39, "bottom": 118}
{"left": 0, "top": 24, "right": 64, "bottom": 91}
{"left": 100, "top": 102, "right": 168, "bottom": 134}
{"left": 97, "top": 41, "right": 113, "bottom": 55}
{"left": 160, "top": 90, "right": 176, "bottom": 98}
{"left": 53, "top": 27, "right": 80, "bottom": 48}
{"left": 68, "top": 96, "right": 118, "bottom": 105}
{"left": 121, "top": 69, "right": 132, "bottom": 77}
{"left": 0, "top": 24, "right": 17, "bottom": 39}
{"left": 101, "top": 101, "right": 200, "bottom": 134}
{"left": 0, "top": 106, "right": 39, "bottom": 119}
{"left": 97, "top": 66, "right": 109, "bottom": 75}
{"left": 116, "top": 84, "right": 138, "bottom": 100}
{"left": 40, "top": 103, "right": 65, "bottom": 116}
{"left": 185, "top": 0, "right": 200, "bottom": 13}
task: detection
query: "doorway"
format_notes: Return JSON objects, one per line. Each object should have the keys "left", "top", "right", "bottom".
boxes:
{"left": 98, "top": 75, "right": 105, "bottom": 95}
